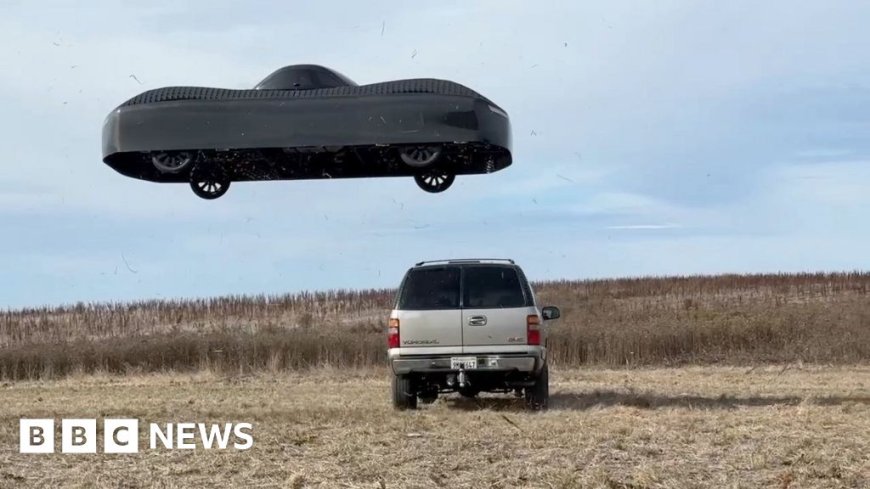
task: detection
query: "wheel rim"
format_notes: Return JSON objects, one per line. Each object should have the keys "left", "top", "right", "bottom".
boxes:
{"left": 195, "top": 180, "right": 224, "bottom": 196}
{"left": 414, "top": 170, "right": 455, "bottom": 193}
{"left": 400, "top": 145, "right": 441, "bottom": 168}
{"left": 152, "top": 152, "right": 192, "bottom": 173}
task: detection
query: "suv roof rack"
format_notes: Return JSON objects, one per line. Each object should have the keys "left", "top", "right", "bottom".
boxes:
{"left": 414, "top": 258, "right": 516, "bottom": 266}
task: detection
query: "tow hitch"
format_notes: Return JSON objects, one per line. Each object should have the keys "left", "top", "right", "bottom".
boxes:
{"left": 447, "top": 369, "right": 470, "bottom": 389}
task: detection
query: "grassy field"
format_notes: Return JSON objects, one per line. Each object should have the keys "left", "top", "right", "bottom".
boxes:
{"left": 1, "top": 272, "right": 868, "bottom": 486}
{"left": 1, "top": 366, "right": 867, "bottom": 488}
{"left": 2, "top": 272, "right": 870, "bottom": 380}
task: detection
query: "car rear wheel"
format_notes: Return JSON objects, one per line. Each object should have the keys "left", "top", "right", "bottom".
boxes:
{"left": 399, "top": 145, "right": 442, "bottom": 168}
{"left": 189, "top": 163, "right": 231, "bottom": 200}
{"left": 524, "top": 364, "right": 549, "bottom": 411}
{"left": 414, "top": 169, "right": 455, "bottom": 193}
{"left": 152, "top": 151, "right": 194, "bottom": 173}
{"left": 391, "top": 374, "right": 418, "bottom": 410}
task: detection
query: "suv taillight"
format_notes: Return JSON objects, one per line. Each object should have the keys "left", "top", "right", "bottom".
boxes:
{"left": 527, "top": 314, "right": 541, "bottom": 345}
{"left": 388, "top": 318, "right": 400, "bottom": 349}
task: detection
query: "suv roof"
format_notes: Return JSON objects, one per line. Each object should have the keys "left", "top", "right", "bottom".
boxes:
{"left": 414, "top": 258, "right": 515, "bottom": 267}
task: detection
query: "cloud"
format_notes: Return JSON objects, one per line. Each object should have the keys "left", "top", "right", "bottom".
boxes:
{"left": 2, "top": 0, "right": 870, "bottom": 307}
{"left": 606, "top": 224, "right": 683, "bottom": 230}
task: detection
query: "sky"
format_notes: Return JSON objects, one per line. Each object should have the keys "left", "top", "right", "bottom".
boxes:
{"left": 1, "top": 0, "right": 869, "bottom": 308}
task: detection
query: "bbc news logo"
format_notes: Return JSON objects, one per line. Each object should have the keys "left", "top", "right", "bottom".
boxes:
{"left": 20, "top": 419, "right": 253, "bottom": 454}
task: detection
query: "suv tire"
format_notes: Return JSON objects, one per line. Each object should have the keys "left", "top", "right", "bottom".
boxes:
{"left": 524, "top": 364, "right": 549, "bottom": 411}
{"left": 391, "top": 374, "right": 418, "bottom": 410}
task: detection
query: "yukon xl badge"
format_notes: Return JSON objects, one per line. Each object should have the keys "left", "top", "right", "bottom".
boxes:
{"left": 403, "top": 339, "right": 440, "bottom": 345}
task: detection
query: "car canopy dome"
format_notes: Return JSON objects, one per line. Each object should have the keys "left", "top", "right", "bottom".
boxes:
{"left": 254, "top": 64, "right": 358, "bottom": 90}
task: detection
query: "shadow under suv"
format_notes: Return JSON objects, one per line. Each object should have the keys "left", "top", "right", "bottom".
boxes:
{"left": 387, "top": 259, "right": 560, "bottom": 410}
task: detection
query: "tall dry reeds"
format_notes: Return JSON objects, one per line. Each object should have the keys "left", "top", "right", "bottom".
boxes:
{"left": 1, "top": 272, "right": 868, "bottom": 380}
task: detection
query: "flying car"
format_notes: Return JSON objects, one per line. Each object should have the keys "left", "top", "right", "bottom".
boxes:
{"left": 101, "top": 65, "right": 512, "bottom": 199}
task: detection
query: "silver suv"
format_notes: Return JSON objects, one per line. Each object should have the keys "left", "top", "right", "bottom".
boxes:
{"left": 387, "top": 259, "right": 560, "bottom": 410}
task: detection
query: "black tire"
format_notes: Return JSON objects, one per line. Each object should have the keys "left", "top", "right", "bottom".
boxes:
{"left": 391, "top": 374, "right": 417, "bottom": 410}
{"left": 399, "top": 145, "right": 442, "bottom": 168}
{"left": 413, "top": 169, "right": 455, "bottom": 193}
{"left": 151, "top": 151, "right": 194, "bottom": 173}
{"left": 189, "top": 164, "right": 231, "bottom": 200}
{"left": 524, "top": 364, "right": 549, "bottom": 411}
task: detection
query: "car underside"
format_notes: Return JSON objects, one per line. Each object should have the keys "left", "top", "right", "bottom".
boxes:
{"left": 103, "top": 142, "right": 511, "bottom": 199}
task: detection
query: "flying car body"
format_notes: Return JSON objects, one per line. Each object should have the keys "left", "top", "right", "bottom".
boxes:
{"left": 101, "top": 65, "right": 512, "bottom": 199}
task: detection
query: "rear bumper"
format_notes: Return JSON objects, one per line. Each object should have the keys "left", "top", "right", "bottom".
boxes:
{"left": 389, "top": 353, "right": 542, "bottom": 375}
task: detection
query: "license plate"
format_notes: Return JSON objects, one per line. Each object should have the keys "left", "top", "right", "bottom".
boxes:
{"left": 450, "top": 356, "right": 477, "bottom": 370}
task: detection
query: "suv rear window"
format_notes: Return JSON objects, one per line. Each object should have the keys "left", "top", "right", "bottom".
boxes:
{"left": 463, "top": 266, "right": 526, "bottom": 308}
{"left": 398, "top": 267, "right": 460, "bottom": 310}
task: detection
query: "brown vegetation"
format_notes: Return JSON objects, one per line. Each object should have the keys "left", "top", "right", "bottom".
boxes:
{"left": 1, "top": 366, "right": 867, "bottom": 488}
{"left": 1, "top": 272, "right": 869, "bottom": 380}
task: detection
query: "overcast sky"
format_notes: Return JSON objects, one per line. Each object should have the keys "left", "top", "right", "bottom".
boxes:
{"left": 1, "top": 0, "right": 869, "bottom": 308}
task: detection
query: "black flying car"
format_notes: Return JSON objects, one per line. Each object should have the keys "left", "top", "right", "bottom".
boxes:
{"left": 101, "top": 65, "right": 512, "bottom": 199}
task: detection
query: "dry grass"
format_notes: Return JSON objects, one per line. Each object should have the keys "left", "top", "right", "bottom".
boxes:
{"left": 1, "top": 272, "right": 869, "bottom": 380}
{"left": 0, "top": 366, "right": 867, "bottom": 488}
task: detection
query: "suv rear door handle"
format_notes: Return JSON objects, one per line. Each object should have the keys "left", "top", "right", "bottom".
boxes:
{"left": 468, "top": 315, "right": 487, "bottom": 326}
